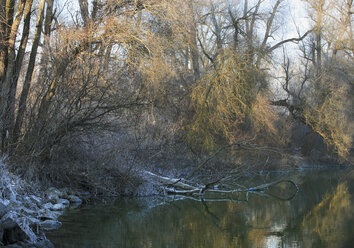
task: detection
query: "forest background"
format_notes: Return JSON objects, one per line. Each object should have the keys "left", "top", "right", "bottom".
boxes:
{"left": 0, "top": 0, "right": 353, "bottom": 195}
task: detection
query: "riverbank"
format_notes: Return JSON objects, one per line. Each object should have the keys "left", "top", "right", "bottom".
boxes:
{"left": 0, "top": 152, "right": 350, "bottom": 247}
{"left": 0, "top": 160, "right": 82, "bottom": 247}
{"left": 45, "top": 167, "right": 354, "bottom": 248}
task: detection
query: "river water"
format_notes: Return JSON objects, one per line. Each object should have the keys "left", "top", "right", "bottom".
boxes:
{"left": 47, "top": 168, "right": 354, "bottom": 248}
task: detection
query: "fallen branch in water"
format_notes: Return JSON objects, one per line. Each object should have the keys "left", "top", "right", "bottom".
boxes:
{"left": 144, "top": 171, "right": 299, "bottom": 198}
{"left": 144, "top": 171, "right": 200, "bottom": 190}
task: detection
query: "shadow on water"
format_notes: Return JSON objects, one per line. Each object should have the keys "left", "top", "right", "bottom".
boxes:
{"left": 47, "top": 168, "right": 354, "bottom": 248}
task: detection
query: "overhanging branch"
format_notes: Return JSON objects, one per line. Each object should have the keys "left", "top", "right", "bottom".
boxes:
{"left": 268, "top": 29, "right": 313, "bottom": 53}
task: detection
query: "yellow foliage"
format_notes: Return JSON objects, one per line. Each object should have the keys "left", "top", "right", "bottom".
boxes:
{"left": 302, "top": 182, "right": 353, "bottom": 247}
{"left": 304, "top": 86, "right": 353, "bottom": 159}
{"left": 250, "top": 95, "right": 277, "bottom": 136}
{"left": 185, "top": 49, "right": 277, "bottom": 152}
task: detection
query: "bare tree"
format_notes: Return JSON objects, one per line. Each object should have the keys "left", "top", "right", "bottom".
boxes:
{"left": 0, "top": 0, "right": 26, "bottom": 149}
{"left": 13, "top": 0, "right": 46, "bottom": 143}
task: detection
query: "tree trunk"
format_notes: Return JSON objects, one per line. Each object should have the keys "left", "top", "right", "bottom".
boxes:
{"left": 103, "top": 44, "right": 112, "bottom": 71}
{"left": 256, "top": 0, "right": 282, "bottom": 67}
{"left": 316, "top": 32, "right": 322, "bottom": 77}
{"left": 315, "top": 0, "right": 324, "bottom": 78}
{"left": 91, "top": 0, "right": 98, "bottom": 21}
{"left": 78, "top": 0, "right": 89, "bottom": 26}
{"left": 0, "top": 0, "right": 26, "bottom": 149}
{"left": 244, "top": 0, "right": 261, "bottom": 62}
{"left": 228, "top": 8, "right": 239, "bottom": 51}
{"left": 0, "top": 0, "right": 7, "bottom": 88}
{"left": 0, "top": 0, "right": 17, "bottom": 95}
{"left": 188, "top": 0, "right": 200, "bottom": 81}
{"left": 13, "top": 0, "right": 45, "bottom": 143}
{"left": 36, "top": 0, "right": 53, "bottom": 89}
{"left": 44, "top": 0, "right": 54, "bottom": 36}
{"left": 8, "top": 0, "right": 34, "bottom": 144}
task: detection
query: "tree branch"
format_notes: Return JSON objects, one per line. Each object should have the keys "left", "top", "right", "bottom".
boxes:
{"left": 268, "top": 29, "right": 313, "bottom": 53}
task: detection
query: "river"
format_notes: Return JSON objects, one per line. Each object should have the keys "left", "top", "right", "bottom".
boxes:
{"left": 47, "top": 168, "right": 354, "bottom": 248}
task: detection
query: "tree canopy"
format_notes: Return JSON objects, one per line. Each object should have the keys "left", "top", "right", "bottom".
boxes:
{"left": 0, "top": 0, "right": 352, "bottom": 169}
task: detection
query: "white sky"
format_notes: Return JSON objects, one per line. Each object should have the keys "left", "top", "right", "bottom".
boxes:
{"left": 285, "top": 0, "right": 311, "bottom": 42}
{"left": 43, "top": 0, "right": 313, "bottom": 99}
{"left": 53, "top": 0, "right": 312, "bottom": 61}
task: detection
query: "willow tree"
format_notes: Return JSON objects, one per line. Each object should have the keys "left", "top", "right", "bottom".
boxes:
{"left": 185, "top": 0, "right": 310, "bottom": 153}
{"left": 186, "top": 49, "right": 276, "bottom": 152}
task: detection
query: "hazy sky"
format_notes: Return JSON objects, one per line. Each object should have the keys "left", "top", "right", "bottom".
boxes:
{"left": 54, "top": 0, "right": 312, "bottom": 58}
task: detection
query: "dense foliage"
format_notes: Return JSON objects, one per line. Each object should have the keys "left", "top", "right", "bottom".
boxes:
{"left": 0, "top": 0, "right": 352, "bottom": 192}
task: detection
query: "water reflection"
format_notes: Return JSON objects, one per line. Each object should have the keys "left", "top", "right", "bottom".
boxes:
{"left": 47, "top": 169, "right": 354, "bottom": 248}
{"left": 301, "top": 182, "right": 354, "bottom": 248}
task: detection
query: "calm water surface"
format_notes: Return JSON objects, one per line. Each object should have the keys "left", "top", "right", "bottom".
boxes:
{"left": 47, "top": 168, "right": 354, "bottom": 248}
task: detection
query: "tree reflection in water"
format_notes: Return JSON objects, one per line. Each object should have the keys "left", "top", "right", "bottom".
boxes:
{"left": 47, "top": 169, "right": 354, "bottom": 248}
{"left": 302, "top": 182, "right": 354, "bottom": 248}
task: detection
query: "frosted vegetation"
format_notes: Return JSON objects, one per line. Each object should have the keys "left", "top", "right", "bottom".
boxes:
{"left": 0, "top": 159, "right": 83, "bottom": 246}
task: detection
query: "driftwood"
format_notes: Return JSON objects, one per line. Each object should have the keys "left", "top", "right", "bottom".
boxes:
{"left": 144, "top": 171, "right": 200, "bottom": 190}
{"left": 144, "top": 171, "right": 299, "bottom": 199}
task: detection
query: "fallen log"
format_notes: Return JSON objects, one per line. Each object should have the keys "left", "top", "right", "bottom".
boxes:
{"left": 143, "top": 171, "right": 299, "bottom": 197}
{"left": 143, "top": 171, "right": 200, "bottom": 190}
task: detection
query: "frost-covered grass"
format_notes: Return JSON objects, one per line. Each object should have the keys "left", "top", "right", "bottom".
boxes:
{"left": 0, "top": 159, "right": 39, "bottom": 242}
{"left": 0, "top": 158, "right": 53, "bottom": 246}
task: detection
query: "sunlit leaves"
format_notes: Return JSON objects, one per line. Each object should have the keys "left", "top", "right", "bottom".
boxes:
{"left": 185, "top": 48, "right": 276, "bottom": 152}
{"left": 303, "top": 65, "right": 353, "bottom": 160}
